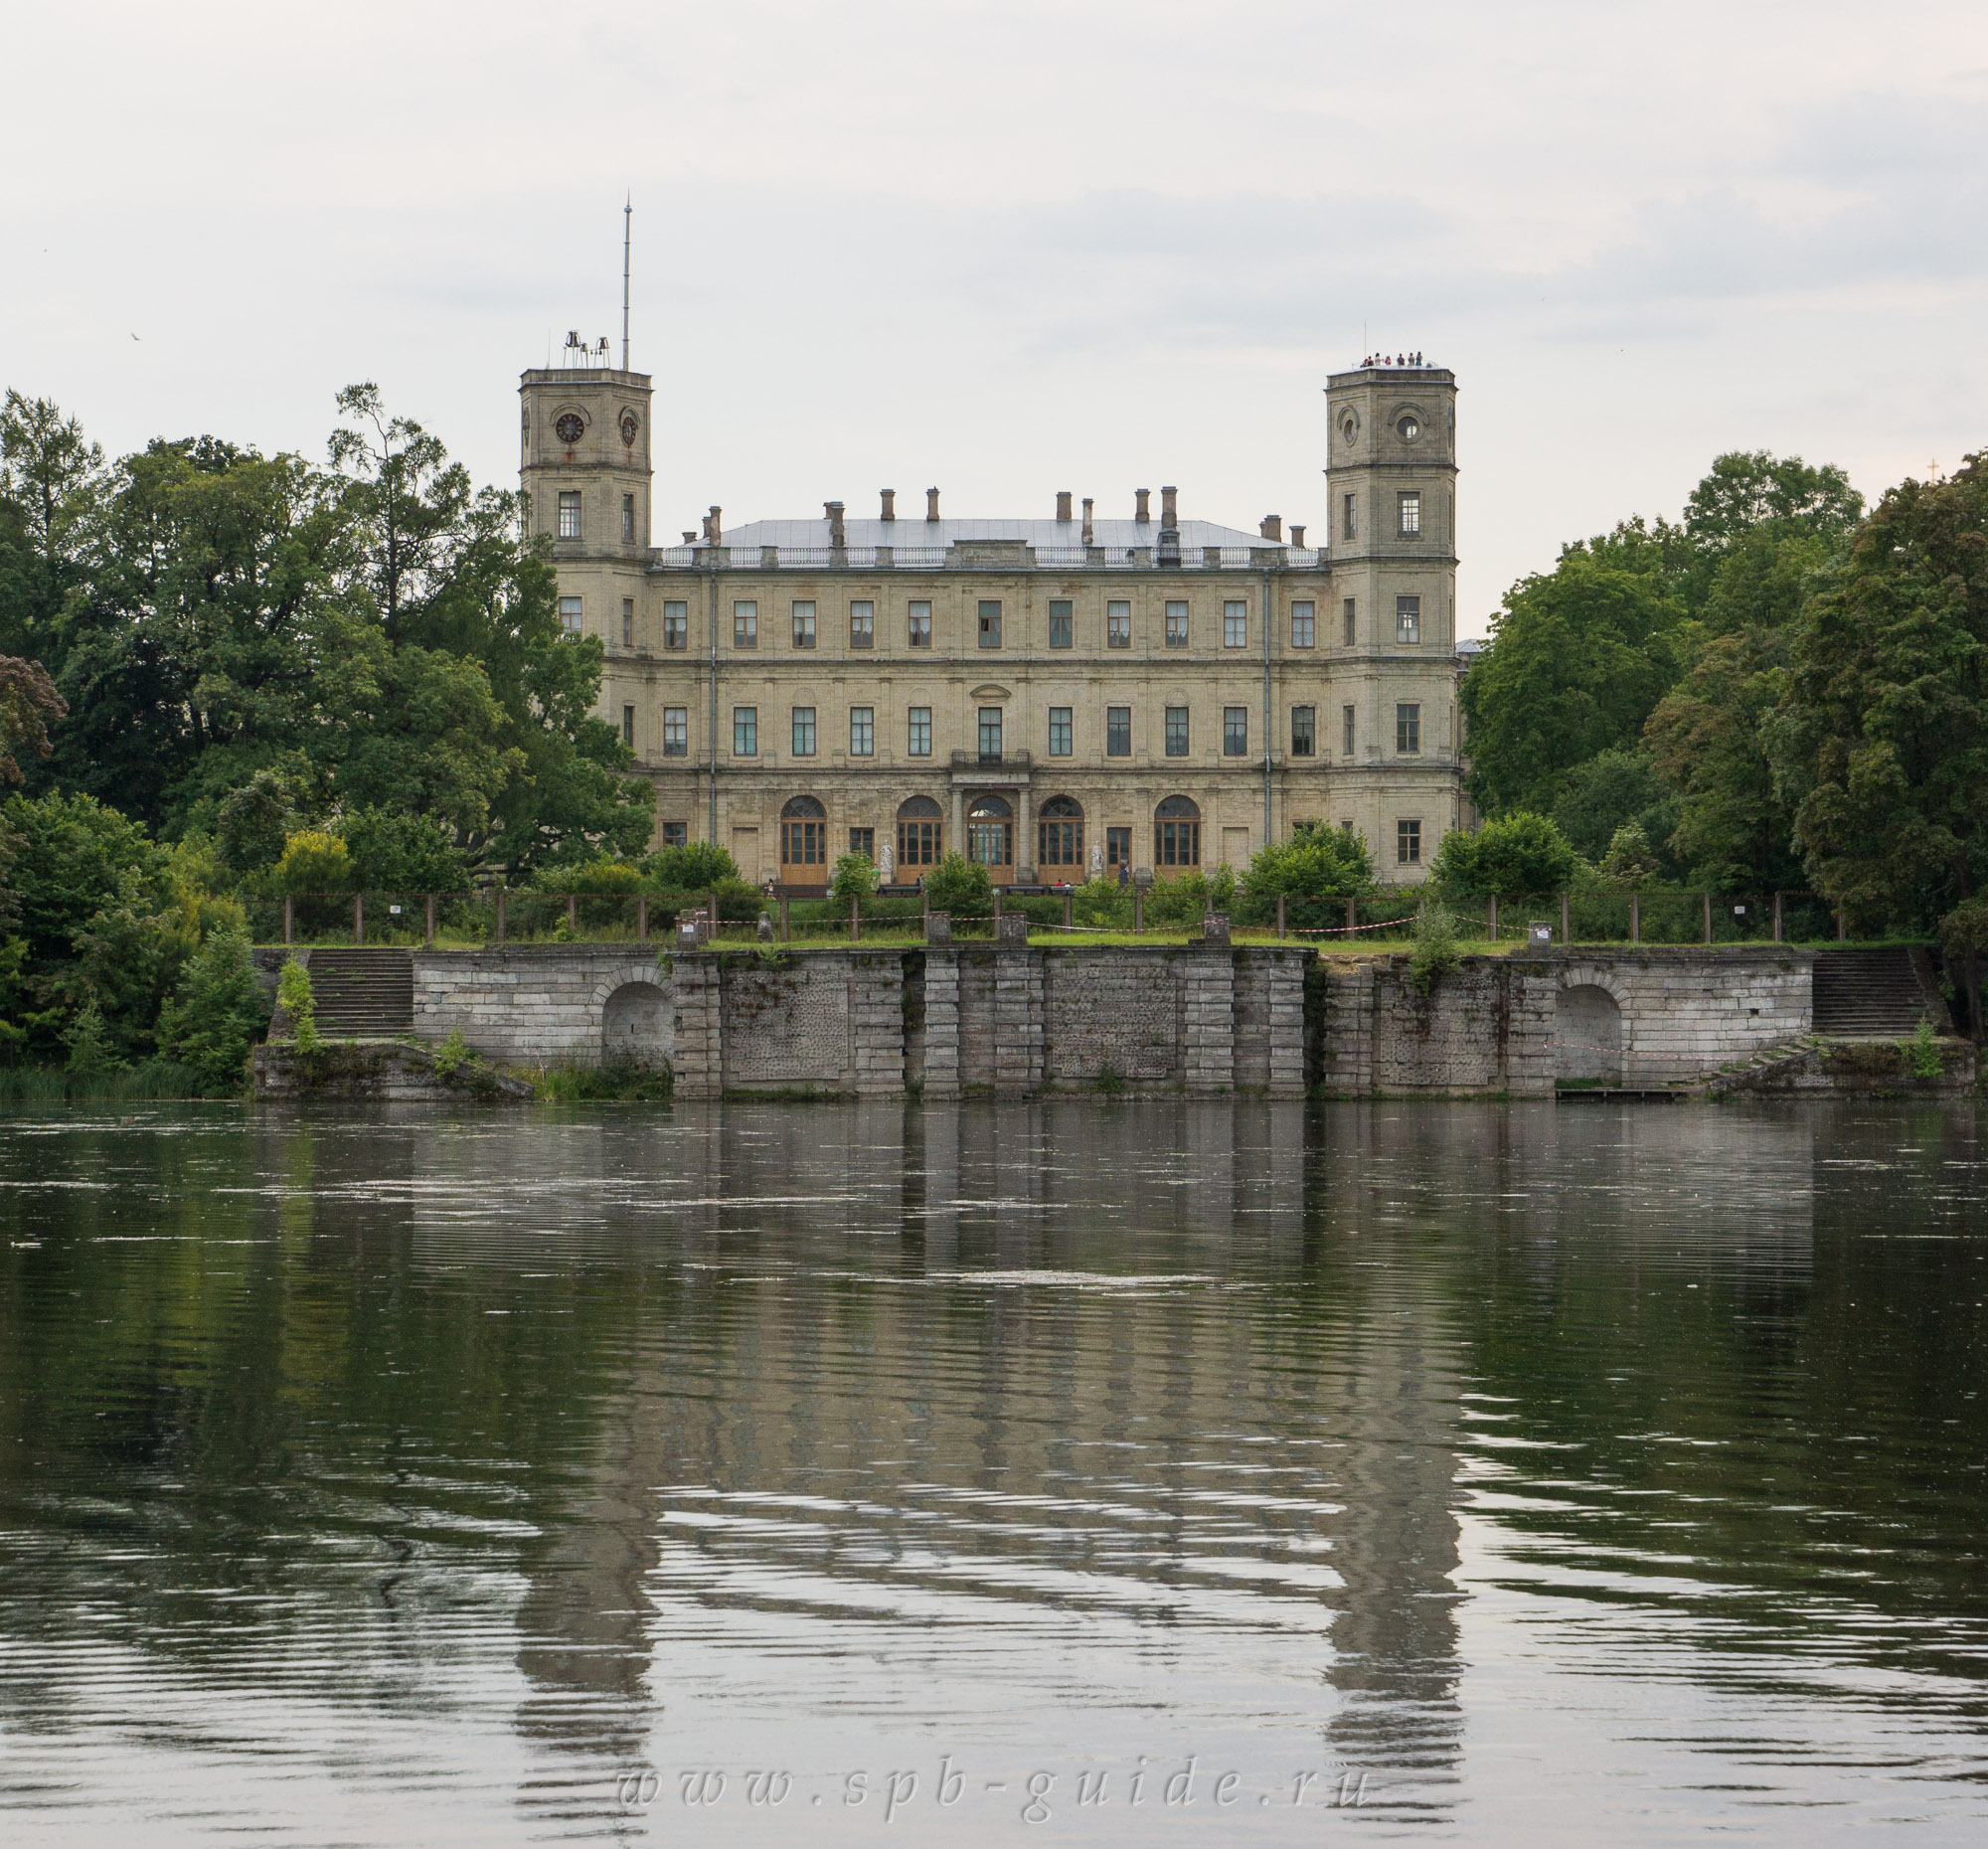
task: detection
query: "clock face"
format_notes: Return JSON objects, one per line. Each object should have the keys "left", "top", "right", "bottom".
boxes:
{"left": 618, "top": 411, "right": 639, "bottom": 445}
{"left": 554, "top": 413, "right": 584, "bottom": 445}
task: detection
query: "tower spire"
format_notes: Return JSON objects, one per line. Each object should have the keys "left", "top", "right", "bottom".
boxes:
{"left": 621, "top": 194, "right": 632, "bottom": 372}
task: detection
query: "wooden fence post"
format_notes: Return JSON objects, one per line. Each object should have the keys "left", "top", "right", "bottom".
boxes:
{"left": 1488, "top": 894, "right": 1498, "bottom": 940}
{"left": 1063, "top": 889, "right": 1074, "bottom": 928}
{"left": 1703, "top": 891, "right": 1713, "bottom": 944}
{"left": 283, "top": 895, "right": 294, "bottom": 945}
{"left": 1345, "top": 896, "right": 1357, "bottom": 934}
{"left": 1837, "top": 907, "right": 1847, "bottom": 942}
{"left": 1561, "top": 891, "right": 1571, "bottom": 944}
{"left": 850, "top": 896, "right": 860, "bottom": 942}
{"left": 1134, "top": 887, "right": 1144, "bottom": 933}
{"left": 567, "top": 894, "right": 578, "bottom": 936}
{"left": 637, "top": 896, "right": 647, "bottom": 942}
{"left": 495, "top": 890, "right": 506, "bottom": 945}
{"left": 424, "top": 894, "right": 435, "bottom": 946}
{"left": 778, "top": 895, "right": 789, "bottom": 942}
{"left": 1630, "top": 892, "right": 1640, "bottom": 945}
{"left": 992, "top": 886, "right": 1003, "bottom": 924}
{"left": 1772, "top": 891, "right": 1783, "bottom": 943}
{"left": 1276, "top": 894, "right": 1286, "bottom": 940}
{"left": 354, "top": 894, "right": 364, "bottom": 945}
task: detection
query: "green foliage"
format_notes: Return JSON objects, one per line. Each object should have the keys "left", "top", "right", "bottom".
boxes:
{"left": 924, "top": 851, "right": 992, "bottom": 919}
{"left": 430, "top": 1025, "right": 471, "bottom": 1077}
{"left": 1596, "top": 823, "right": 1663, "bottom": 889}
{"left": 1071, "top": 877, "right": 1133, "bottom": 928}
{"left": 0, "top": 654, "right": 65, "bottom": 784}
{"left": 1429, "top": 811, "right": 1580, "bottom": 899}
{"left": 828, "top": 850, "right": 879, "bottom": 906}
{"left": 214, "top": 768, "right": 298, "bottom": 876}
{"left": 62, "top": 994, "right": 113, "bottom": 1075}
{"left": 1549, "top": 748, "right": 1681, "bottom": 869}
{"left": 533, "top": 1057, "right": 670, "bottom": 1102}
{"left": 277, "top": 956, "right": 321, "bottom": 1052}
{"left": 1937, "top": 898, "right": 1988, "bottom": 1038}
{"left": 156, "top": 929, "right": 268, "bottom": 1094}
{"left": 643, "top": 840, "right": 739, "bottom": 891}
{"left": 532, "top": 857, "right": 644, "bottom": 895}
{"left": 1770, "top": 450, "right": 1988, "bottom": 929}
{"left": 341, "top": 806, "right": 469, "bottom": 894}
{"left": 1903, "top": 1015, "right": 1944, "bottom": 1081}
{"left": 274, "top": 829, "right": 352, "bottom": 895}
{"left": 1682, "top": 450, "right": 1864, "bottom": 560}
{"left": 1238, "top": 822, "right": 1372, "bottom": 928}
{"left": 1145, "top": 865, "right": 1237, "bottom": 928}
{"left": 1408, "top": 901, "right": 1462, "bottom": 997}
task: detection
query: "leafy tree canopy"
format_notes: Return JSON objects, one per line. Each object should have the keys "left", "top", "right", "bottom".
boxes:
{"left": 1548, "top": 747, "right": 1682, "bottom": 872}
{"left": 643, "top": 840, "right": 740, "bottom": 892}
{"left": 1429, "top": 811, "right": 1581, "bottom": 899}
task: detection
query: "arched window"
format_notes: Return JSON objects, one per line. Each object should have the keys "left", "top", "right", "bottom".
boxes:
{"left": 897, "top": 795, "right": 942, "bottom": 870}
{"left": 1155, "top": 795, "right": 1200, "bottom": 869}
{"left": 1038, "top": 794, "right": 1083, "bottom": 870}
{"left": 780, "top": 794, "right": 827, "bottom": 871}
{"left": 967, "top": 792, "right": 1013, "bottom": 868}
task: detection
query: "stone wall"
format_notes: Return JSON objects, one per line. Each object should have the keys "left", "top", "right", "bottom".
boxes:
{"left": 411, "top": 947, "right": 675, "bottom": 1069}
{"left": 1310, "top": 955, "right": 1555, "bottom": 1097}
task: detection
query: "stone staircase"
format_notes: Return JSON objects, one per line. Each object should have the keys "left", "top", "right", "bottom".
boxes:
{"left": 1811, "top": 948, "right": 1944, "bottom": 1037}
{"left": 302, "top": 947, "right": 414, "bottom": 1038}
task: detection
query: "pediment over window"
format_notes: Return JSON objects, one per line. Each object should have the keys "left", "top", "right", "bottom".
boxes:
{"left": 969, "top": 684, "right": 1011, "bottom": 700}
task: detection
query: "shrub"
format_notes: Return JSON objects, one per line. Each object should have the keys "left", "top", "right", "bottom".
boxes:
{"left": 829, "top": 851, "right": 879, "bottom": 907}
{"left": 156, "top": 929, "right": 269, "bottom": 1094}
{"left": 1072, "top": 877, "right": 1132, "bottom": 928}
{"left": 533, "top": 858, "right": 645, "bottom": 895}
{"left": 1904, "top": 1015, "right": 1944, "bottom": 1080}
{"left": 643, "top": 840, "right": 740, "bottom": 891}
{"left": 1408, "top": 901, "right": 1462, "bottom": 997}
{"left": 1239, "top": 822, "right": 1373, "bottom": 928}
{"left": 63, "top": 994, "right": 115, "bottom": 1076}
{"left": 430, "top": 1025, "right": 471, "bottom": 1077}
{"left": 1938, "top": 899, "right": 1988, "bottom": 1038}
{"left": 341, "top": 807, "right": 469, "bottom": 895}
{"left": 1146, "top": 866, "right": 1237, "bottom": 929}
{"left": 924, "top": 852, "right": 992, "bottom": 920}
{"left": 275, "top": 829, "right": 353, "bottom": 896}
{"left": 1429, "top": 811, "right": 1581, "bottom": 900}
{"left": 215, "top": 770, "right": 298, "bottom": 876}
{"left": 277, "top": 957, "right": 321, "bottom": 1052}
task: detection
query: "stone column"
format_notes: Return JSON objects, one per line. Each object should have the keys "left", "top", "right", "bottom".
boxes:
{"left": 992, "top": 946, "right": 1044, "bottom": 1094}
{"left": 669, "top": 954, "right": 724, "bottom": 1097}
{"left": 922, "top": 949, "right": 961, "bottom": 1097}
{"left": 951, "top": 785, "right": 966, "bottom": 863}
{"left": 1265, "top": 949, "right": 1307, "bottom": 1097}
{"left": 1016, "top": 783, "right": 1035, "bottom": 883}
{"left": 1183, "top": 949, "right": 1237, "bottom": 1093}
{"left": 850, "top": 952, "right": 907, "bottom": 1095}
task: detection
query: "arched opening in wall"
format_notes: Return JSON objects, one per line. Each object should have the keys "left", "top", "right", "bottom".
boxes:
{"left": 1038, "top": 795, "right": 1083, "bottom": 873}
{"left": 897, "top": 796, "right": 942, "bottom": 875}
{"left": 1556, "top": 983, "right": 1622, "bottom": 1087}
{"left": 601, "top": 980, "right": 671, "bottom": 1070}
{"left": 779, "top": 795, "right": 828, "bottom": 886}
{"left": 966, "top": 793, "right": 1014, "bottom": 883}
{"left": 1155, "top": 795, "right": 1201, "bottom": 874}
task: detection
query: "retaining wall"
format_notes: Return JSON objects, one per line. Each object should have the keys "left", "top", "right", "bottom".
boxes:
{"left": 411, "top": 946, "right": 675, "bottom": 1069}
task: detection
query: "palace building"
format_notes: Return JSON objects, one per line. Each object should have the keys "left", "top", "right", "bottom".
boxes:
{"left": 519, "top": 352, "right": 1464, "bottom": 888}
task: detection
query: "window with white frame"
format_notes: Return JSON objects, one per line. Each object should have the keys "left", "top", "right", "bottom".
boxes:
{"left": 792, "top": 600, "right": 816, "bottom": 648}
{"left": 1049, "top": 706, "right": 1072, "bottom": 756}
{"left": 663, "top": 707, "right": 687, "bottom": 756}
{"left": 792, "top": 706, "right": 816, "bottom": 756}
{"left": 733, "top": 600, "right": 757, "bottom": 647}
{"left": 907, "top": 706, "right": 931, "bottom": 756}
{"left": 909, "top": 600, "right": 932, "bottom": 647}
{"left": 1223, "top": 600, "right": 1247, "bottom": 648}
{"left": 1396, "top": 594, "right": 1421, "bottom": 644}
{"left": 849, "top": 600, "right": 874, "bottom": 648}
{"left": 849, "top": 706, "right": 874, "bottom": 756}
{"left": 664, "top": 600, "right": 688, "bottom": 649}
{"left": 558, "top": 595, "right": 582, "bottom": 637}
{"left": 1291, "top": 600, "right": 1315, "bottom": 648}
{"left": 1106, "top": 599, "right": 1131, "bottom": 648}
{"left": 1398, "top": 491, "right": 1421, "bottom": 537}
{"left": 557, "top": 491, "right": 581, "bottom": 540}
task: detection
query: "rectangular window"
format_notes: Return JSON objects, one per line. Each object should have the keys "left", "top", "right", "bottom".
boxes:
{"left": 792, "top": 706, "right": 816, "bottom": 756}
{"left": 1398, "top": 818, "right": 1422, "bottom": 866}
{"left": 622, "top": 705, "right": 635, "bottom": 748}
{"left": 977, "top": 706, "right": 1003, "bottom": 759}
{"left": 621, "top": 493, "right": 635, "bottom": 542}
{"left": 1106, "top": 826, "right": 1132, "bottom": 869}
{"left": 1397, "top": 702, "right": 1421, "bottom": 754}
{"left": 1165, "top": 600, "right": 1189, "bottom": 647}
{"left": 1291, "top": 600, "right": 1315, "bottom": 649}
{"left": 1342, "top": 492, "right": 1356, "bottom": 541}
{"left": 849, "top": 827, "right": 874, "bottom": 862}
{"left": 792, "top": 599, "right": 816, "bottom": 648}
{"left": 558, "top": 491, "right": 581, "bottom": 540}
{"left": 733, "top": 706, "right": 757, "bottom": 756}
{"left": 849, "top": 706, "right": 874, "bottom": 756}
{"left": 1343, "top": 705, "right": 1356, "bottom": 756}
{"left": 1343, "top": 596, "right": 1356, "bottom": 646}
{"left": 1398, "top": 491, "right": 1421, "bottom": 537}
{"left": 1223, "top": 600, "right": 1247, "bottom": 648}
{"left": 663, "top": 706, "right": 687, "bottom": 756}
{"left": 1396, "top": 594, "right": 1421, "bottom": 644}
{"left": 661, "top": 821, "right": 688, "bottom": 849}
{"left": 907, "top": 706, "right": 931, "bottom": 756}
{"left": 1223, "top": 706, "right": 1248, "bottom": 755}
{"left": 1106, "top": 705, "right": 1131, "bottom": 756}
{"left": 849, "top": 600, "right": 874, "bottom": 648}
{"left": 1291, "top": 706, "right": 1316, "bottom": 756}
{"left": 664, "top": 599, "right": 688, "bottom": 649}
{"left": 908, "top": 600, "right": 932, "bottom": 647}
{"left": 1106, "top": 599, "right": 1131, "bottom": 648}
{"left": 733, "top": 600, "right": 757, "bottom": 647}
{"left": 978, "top": 599, "right": 1001, "bottom": 648}
{"left": 558, "top": 595, "right": 582, "bottom": 637}
{"left": 620, "top": 597, "right": 634, "bottom": 647}
{"left": 1049, "top": 706, "right": 1072, "bottom": 756}
{"left": 1165, "top": 706, "right": 1190, "bottom": 756}
{"left": 1048, "top": 598, "right": 1073, "bottom": 648}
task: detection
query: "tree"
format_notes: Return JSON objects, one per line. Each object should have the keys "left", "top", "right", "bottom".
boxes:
{"left": 925, "top": 851, "right": 991, "bottom": 918}
{"left": 829, "top": 850, "right": 879, "bottom": 906}
{"left": 1549, "top": 747, "right": 1682, "bottom": 869}
{"left": 340, "top": 807, "right": 470, "bottom": 894}
{"left": 1428, "top": 810, "right": 1580, "bottom": 900}
{"left": 643, "top": 840, "right": 739, "bottom": 891}
{"left": 274, "top": 829, "right": 353, "bottom": 894}
{"left": 1683, "top": 451, "right": 1863, "bottom": 557}
{"left": 1769, "top": 452, "right": 1988, "bottom": 927}
{"left": 1938, "top": 900, "right": 1988, "bottom": 1040}
{"left": 0, "top": 654, "right": 64, "bottom": 783}
{"left": 0, "top": 391, "right": 110, "bottom": 666}
{"left": 1239, "top": 822, "right": 1372, "bottom": 929}
{"left": 156, "top": 928, "right": 268, "bottom": 1093}
{"left": 1459, "top": 553, "right": 1688, "bottom": 816}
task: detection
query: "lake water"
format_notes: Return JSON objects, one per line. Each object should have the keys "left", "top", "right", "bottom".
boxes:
{"left": 1, "top": 1098, "right": 1984, "bottom": 1845}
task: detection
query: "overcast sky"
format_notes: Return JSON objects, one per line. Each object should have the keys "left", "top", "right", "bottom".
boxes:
{"left": 5, "top": 1, "right": 1984, "bottom": 631}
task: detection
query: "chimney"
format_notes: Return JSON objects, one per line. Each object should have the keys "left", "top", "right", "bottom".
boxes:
{"left": 1080, "top": 496, "right": 1094, "bottom": 545}
{"left": 705, "top": 505, "right": 722, "bottom": 544}
{"left": 1290, "top": 524, "right": 1306, "bottom": 548}
{"left": 1160, "top": 485, "right": 1178, "bottom": 527}
{"left": 682, "top": 530, "right": 696, "bottom": 544}
{"left": 826, "top": 500, "right": 846, "bottom": 549}
{"left": 1259, "top": 514, "right": 1282, "bottom": 542}
{"left": 1056, "top": 490, "right": 1073, "bottom": 523}
{"left": 880, "top": 488, "right": 896, "bottom": 522}
{"left": 1134, "top": 488, "right": 1150, "bottom": 524}
{"left": 926, "top": 486, "right": 940, "bottom": 522}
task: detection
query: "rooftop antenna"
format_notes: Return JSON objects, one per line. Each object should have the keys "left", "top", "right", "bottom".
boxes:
{"left": 621, "top": 194, "right": 631, "bottom": 372}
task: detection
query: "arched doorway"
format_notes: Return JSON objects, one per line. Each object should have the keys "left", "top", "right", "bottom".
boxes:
{"left": 966, "top": 792, "right": 1014, "bottom": 883}
{"left": 1556, "top": 983, "right": 1622, "bottom": 1086}
{"left": 779, "top": 795, "right": 828, "bottom": 885}
{"left": 1038, "top": 795, "right": 1083, "bottom": 875}
{"left": 601, "top": 980, "right": 671, "bottom": 1068}
{"left": 897, "top": 796, "right": 942, "bottom": 875}
{"left": 1154, "top": 795, "right": 1200, "bottom": 873}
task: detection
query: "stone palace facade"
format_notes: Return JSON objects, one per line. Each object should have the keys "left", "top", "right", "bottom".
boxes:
{"left": 519, "top": 356, "right": 1465, "bottom": 888}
